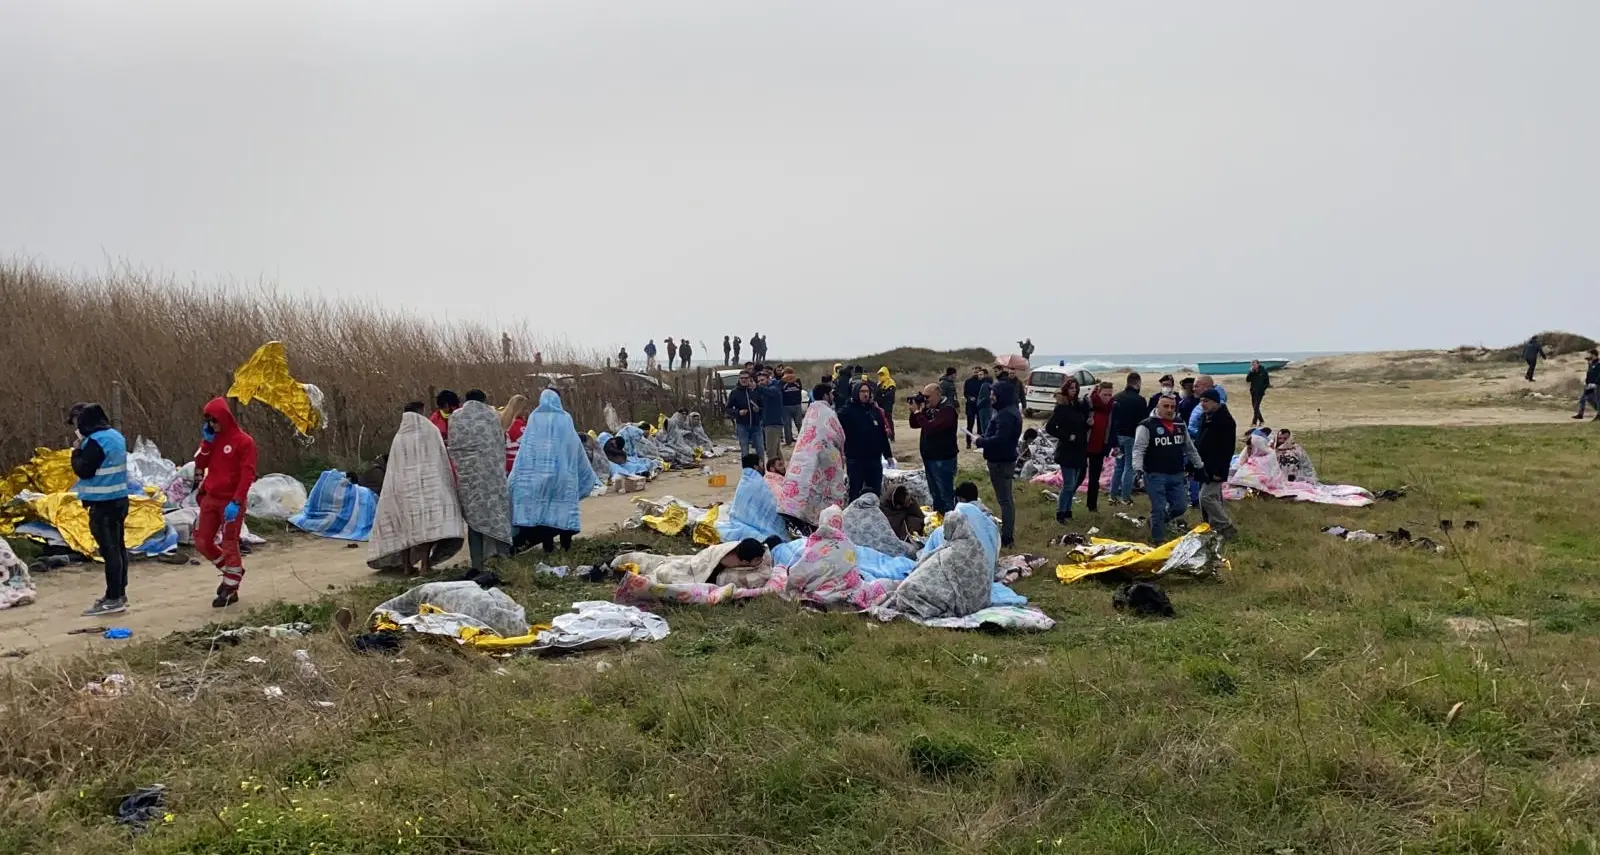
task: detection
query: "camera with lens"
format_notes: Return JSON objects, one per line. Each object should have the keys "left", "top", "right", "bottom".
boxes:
{"left": 908, "top": 392, "right": 929, "bottom": 406}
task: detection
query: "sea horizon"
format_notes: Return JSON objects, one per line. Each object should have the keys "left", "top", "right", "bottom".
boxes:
{"left": 1033, "top": 351, "right": 1351, "bottom": 374}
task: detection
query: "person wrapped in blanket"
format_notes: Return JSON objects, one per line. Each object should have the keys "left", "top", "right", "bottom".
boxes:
{"left": 620, "top": 538, "right": 775, "bottom": 589}
{"left": 1271, "top": 429, "right": 1318, "bottom": 483}
{"left": 509, "top": 389, "right": 597, "bottom": 554}
{"left": 716, "top": 455, "right": 787, "bottom": 543}
{"left": 880, "top": 485, "right": 926, "bottom": 541}
{"left": 598, "top": 431, "right": 657, "bottom": 492}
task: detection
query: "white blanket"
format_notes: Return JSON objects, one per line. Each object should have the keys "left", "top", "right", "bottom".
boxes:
{"left": 368, "top": 413, "right": 466, "bottom": 570}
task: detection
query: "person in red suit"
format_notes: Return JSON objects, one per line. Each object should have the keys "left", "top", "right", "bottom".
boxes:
{"left": 193, "top": 397, "right": 258, "bottom": 607}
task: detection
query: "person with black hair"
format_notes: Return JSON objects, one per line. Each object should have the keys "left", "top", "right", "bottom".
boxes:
{"left": 678, "top": 338, "right": 693, "bottom": 369}
{"left": 430, "top": 389, "right": 461, "bottom": 442}
{"left": 975, "top": 379, "right": 1022, "bottom": 547}
{"left": 723, "top": 335, "right": 732, "bottom": 366}
{"left": 1109, "top": 373, "right": 1146, "bottom": 505}
{"left": 954, "top": 481, "right": 979, "bottom": 503}
{"left": 617, "top": 347, "right": 629, "bottom": 370}
{"left": 465, "top": 389, "right": 488, "bottom": 404}
{"left": 70, "top": 403, "right": 133, "bottom": 617}
{"left": 403, "top": 401, "right": 426, "bottom": 414}
{"left": 838, "top": 380, "right": 891, "bottom": 500}
{"left": 732, "top": 335, "right": 742, "bottom": 363}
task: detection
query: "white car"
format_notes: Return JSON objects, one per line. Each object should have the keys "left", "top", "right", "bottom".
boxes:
{"left": 1022, "top": 366, "right": 1099, "bottom": 417}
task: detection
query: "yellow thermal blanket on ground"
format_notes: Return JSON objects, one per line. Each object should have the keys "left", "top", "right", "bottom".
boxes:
{"left": 1055, "top": 524, "right": 1227, "bottom": 584}
{"left": 228, "top": 341, "right": 322, "bottom": 435}
{"left": 0, "top": 448, "right": 76, "bottom": 505}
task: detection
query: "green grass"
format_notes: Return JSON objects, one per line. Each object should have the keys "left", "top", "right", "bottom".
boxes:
{"left": 3, "top": 425, "right": 1600, "bottom": 853}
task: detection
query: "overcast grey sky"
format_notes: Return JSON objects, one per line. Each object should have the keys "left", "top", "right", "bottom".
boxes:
{"left": 3, "top": 1, "right": 1594, "bottom": 358}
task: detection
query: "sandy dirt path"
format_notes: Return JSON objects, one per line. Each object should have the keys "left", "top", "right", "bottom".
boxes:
{"left": 0, "top": 467, "right": 743, "bottom": 667}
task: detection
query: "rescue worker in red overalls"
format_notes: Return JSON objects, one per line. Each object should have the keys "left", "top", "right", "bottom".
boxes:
{"left": 193, "top": 397, "right": 258, "bottom": 607}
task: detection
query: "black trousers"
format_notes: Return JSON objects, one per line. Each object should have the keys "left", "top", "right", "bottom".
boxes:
{"left": 846, "top": 457, "right": 883, "bottom": 501}
{"left": 1250, "top": 391, "right": 1265, "bottom": 425}
{"left": 1086, "top": 451, "right": 1107, "bottom": 511}
{"left": 87, "top": 498, "right": 130, "bottom": 600}
{"left": 1526, "top": 359, "right": 1537, "bottom": 381}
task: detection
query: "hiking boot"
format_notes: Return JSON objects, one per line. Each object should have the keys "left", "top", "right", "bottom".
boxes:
{"left": 1574, "top": 414, "right": 1586, "bottom": 420}
{"left": 82, "top": 597, "right": 127, "bottom": 617}
{"left": 212, "top": 587, "right": 239, "bottom": 608}
{"left": 1056, "top": 510, "right": 1072, "bottom": 524}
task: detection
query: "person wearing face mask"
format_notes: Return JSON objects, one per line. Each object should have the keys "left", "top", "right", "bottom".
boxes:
{"left": 1148, "top": 375, "right": 1176, "bottom": 413}
{"left": 192, "top": 397, "right": 258, "bottom": 607}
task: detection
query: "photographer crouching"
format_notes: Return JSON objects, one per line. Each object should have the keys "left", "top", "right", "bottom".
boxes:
{"left": 908, "top": 382, "right": 960, "bottom": 513}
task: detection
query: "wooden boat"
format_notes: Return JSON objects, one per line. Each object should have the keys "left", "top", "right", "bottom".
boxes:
{"left": 1195, "top": 358, "right": 1290, "bottom": 375}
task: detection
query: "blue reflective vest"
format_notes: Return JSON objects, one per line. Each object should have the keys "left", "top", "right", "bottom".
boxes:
{"left": 75, "top": 428, "right": 132, "bottom": 502}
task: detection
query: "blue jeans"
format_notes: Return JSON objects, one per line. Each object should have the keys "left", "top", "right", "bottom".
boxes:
{"left": 735, "top": 424, "right": 765, "bottom": 461}
{"left": 1145, "top": 472, "right": 1189, "bottom": 542}
{"left": 1055, "top": 467, "right": 1083, "bottom": 518}
{"left": 1188, "top": 474, "right": 1202, "bottom": 509}
{"left": 1112, "top": 436, "right": 1136, "bottom": 501}
{"left": 924, "top": 457, "right": 957, "bottom": 513}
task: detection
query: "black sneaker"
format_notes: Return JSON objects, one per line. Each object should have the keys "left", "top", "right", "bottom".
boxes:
{"left": 82, "top": 597, "right": 127, "bottom": 617}
{"left": 212, "top": 588, "right": 239, "bottom": 608}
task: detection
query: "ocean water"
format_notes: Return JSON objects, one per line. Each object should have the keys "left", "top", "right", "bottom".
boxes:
{"left": 1033, "top": 351, "right": 1348, "bottom": 374}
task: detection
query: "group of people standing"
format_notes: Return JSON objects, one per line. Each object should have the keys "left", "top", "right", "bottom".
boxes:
{"left": 721, "top": 334, "right": 770, "bottom": 366}
{"left": 724, "top": 363, "right": 808, "bottom": 465}
{"left": 75, "top": 396, "right": 258, "bottom": 617}
{"left": 635, "top": 338, "right": 696, "bottom": 372}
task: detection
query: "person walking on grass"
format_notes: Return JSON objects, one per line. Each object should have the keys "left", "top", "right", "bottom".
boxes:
{"left": 1109, "top": 373, "right": 1146, "bottom": 505}
{"left": 1044, "top": 379, "right": 1089, "bottom": 523}
{"left": 1194, "top": 388, "right": 1239, "bottom": 539}
{"left": 1575, "top": 349, "right": 1600, "bottom": 420}
{"left": 194, "top": 397, "right": 258, "bottom": 607}
{"left": 975, "top": 379, "right": 1022, "bottom": 547}
{"left": 909, "top": 382, "right": 959, "bottom": 513}
{"left": 1245, "top": 359, "right": 1271, "bottom": 426}
{"left": 1523, "top": 335, "right": 1545, "bottom": 382}
{"left": 1133, "top": 393, "right": 1203, "bottom": 544}
{"left": 726, "top": 372, "right": 765, "bottom": 461}
{"left": 71, "top": 403, "right": 132, "bottom": 617}
{"left": 839, "top": 380, "right": 892, "bottom": 500}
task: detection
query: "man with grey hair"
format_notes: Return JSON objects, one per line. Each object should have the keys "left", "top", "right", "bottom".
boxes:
{"left": 1186, "top": 374, "right": 1227, "bottom": 510}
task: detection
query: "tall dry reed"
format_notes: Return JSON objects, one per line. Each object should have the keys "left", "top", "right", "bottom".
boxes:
{"left": 0, "top": 260, "right": 713, "bottom": 472}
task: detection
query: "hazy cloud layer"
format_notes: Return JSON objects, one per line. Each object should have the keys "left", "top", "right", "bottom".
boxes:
{"left": 3, "top": 1, "right": 1595, "bottom": 357}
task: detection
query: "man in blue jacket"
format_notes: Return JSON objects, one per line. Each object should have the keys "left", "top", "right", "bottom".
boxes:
{"left": 69, "top": 402, "right": 133, "bottom": 617}
{"left": 975, "top": 380, "right": 1023, "bottom": 547}
{"left": 725, "top": 372, "right": 765, "bottom": 462}
{"left": 1186, "top": 375, "right": 1227, "bottom": 510}
{"left": 757, "top": 369, "right": 787, "bottom": 463}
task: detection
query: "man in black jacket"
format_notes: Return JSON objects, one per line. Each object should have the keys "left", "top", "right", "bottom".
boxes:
{"left": 1574, "top": 349, "right": 1600, "bottom": 420}
{"left": 1193, "top": 389, "right": 1238, "bottom": 539}
{"left": 69, "top": 403, "right": 133, "bottom": 616}
{"left": 962, "top": 367, "right": 984, "bottom": 448}
{"left": 975, "top": 380, "right": 1023, "bottom": 546}
{"left": 838, "top": 381, "right": 891, "bottom": 500}
{"left": 1109, "top": 373, "right": 1146, "bottom": 505}
{"left": 909, "top": 383, "right": 960, "bottom": 512}
{"left": 725, "top": 373, "right": 765, "bottom": 461}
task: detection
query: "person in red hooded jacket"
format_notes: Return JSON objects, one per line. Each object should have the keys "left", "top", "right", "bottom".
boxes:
{"left": 193, "top": 397, "right": 258, "bottom": 607}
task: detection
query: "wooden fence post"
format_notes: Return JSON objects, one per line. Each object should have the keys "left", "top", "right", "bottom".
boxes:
{"left": 111, "top": 381, "right": 124, "bottom": 430}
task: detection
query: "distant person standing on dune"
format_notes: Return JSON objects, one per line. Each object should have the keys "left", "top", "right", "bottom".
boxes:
{"left": 678, "top": 338, "right": 693, "bottom": 369}
{"left": 1245, "top": 360, "right": 1270, "bottom": 426}
{"left": 617, "top": 347, "right": 628, "bottom": 370}
{"left": 732, "top": 336, "right": 742, "bottom": 364}
{"left": 1523, "top": 335, "right": 1545, "bottom": 382}
{"left": 643, "top": 340, "right": 657, "bottom": 371}
{"left": 666, "top": 338, "right": 678, "bottom": 371}
{"left": 723, "top": 335, "right": 732, "bottom": 366}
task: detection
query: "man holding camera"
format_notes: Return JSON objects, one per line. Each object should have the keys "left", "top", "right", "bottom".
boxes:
{"left": 908, "top": 382, "right": 959, "bottom": 513}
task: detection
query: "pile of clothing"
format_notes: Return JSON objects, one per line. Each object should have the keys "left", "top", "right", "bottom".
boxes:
{"left": 634, "top": 496, "right": 723, "bottom": 547}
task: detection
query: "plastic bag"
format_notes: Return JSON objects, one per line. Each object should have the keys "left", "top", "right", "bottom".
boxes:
{"left": 247, "top": 474, "right": 308, "bottom": 520}
{"left": 127, "top": 437, "right": 178, "bottom": 492}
